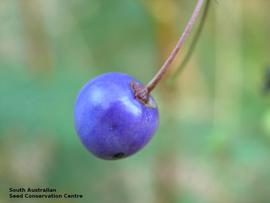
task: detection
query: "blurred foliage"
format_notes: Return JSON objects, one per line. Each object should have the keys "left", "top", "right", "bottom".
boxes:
{"left": 1, "top": 0, "right": 270, "bottom": 203}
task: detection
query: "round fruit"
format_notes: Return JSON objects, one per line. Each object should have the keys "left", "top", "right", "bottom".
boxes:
{"left": 74, "top": 72, "right": 159, "bottom": 160}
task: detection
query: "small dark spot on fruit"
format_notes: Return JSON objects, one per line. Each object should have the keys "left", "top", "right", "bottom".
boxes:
{"left": 112, "top": 152, "right": 125, "bottom": 159}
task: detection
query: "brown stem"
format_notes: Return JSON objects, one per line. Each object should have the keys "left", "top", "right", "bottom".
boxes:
{"left": 171, "top": 0, "right": 211, "bottom": 81}
{"left": 146, "top": 0, "right": 205, "bottom": 93}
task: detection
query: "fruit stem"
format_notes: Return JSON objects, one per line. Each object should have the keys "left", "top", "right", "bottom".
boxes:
{"left": 171, "top": 0, "right": 211, "bottom": 82}
{"left": 146, "top": 0, "right": 205, "bottom": 93}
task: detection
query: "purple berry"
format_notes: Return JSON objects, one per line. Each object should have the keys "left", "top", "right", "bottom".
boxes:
{"left": 74, "top": 72, "right": 159, "bottom": 160}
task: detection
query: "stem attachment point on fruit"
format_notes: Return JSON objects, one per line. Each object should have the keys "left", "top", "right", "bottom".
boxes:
{"left": 131, "top": 81, "right": 156, "bottom": 108}
{"left": 131, "top": 81, "right": 149, "bottom": 103}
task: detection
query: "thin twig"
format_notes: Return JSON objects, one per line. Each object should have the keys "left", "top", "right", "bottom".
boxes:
{"left": 146, "top": 0, "right": 205, "bottom": 93}
{"left": 171, "top": 0, "right": 211, "bottom": 81}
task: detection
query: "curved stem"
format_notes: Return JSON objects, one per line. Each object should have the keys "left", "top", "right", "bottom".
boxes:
{"left": 146, "top": 0, "right": 205, "bottom": 93}
{"left": 171, "top": 0, "right": 211, "bottom": 81}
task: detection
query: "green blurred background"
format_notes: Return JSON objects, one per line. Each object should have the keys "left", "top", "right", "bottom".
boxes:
{"left": 1, "top": 0, "right": 270, "bottom": 202}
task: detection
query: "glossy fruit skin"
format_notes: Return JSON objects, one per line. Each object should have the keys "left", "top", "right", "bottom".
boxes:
{"left": 74, "top": 72, "right": 159, "bottom": 160}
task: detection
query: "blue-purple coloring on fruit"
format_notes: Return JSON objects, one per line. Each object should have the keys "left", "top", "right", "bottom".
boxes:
{"left": 74, "top": 72, "right": 159, "bottom": 160}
